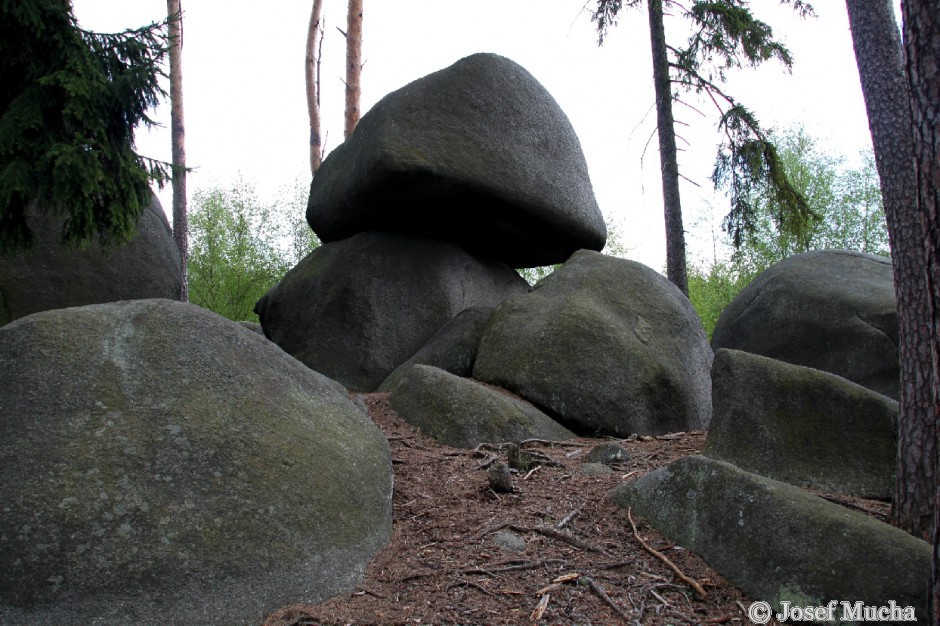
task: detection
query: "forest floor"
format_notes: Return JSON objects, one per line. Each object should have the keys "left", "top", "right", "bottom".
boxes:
{"left": 261, "top": 393, "right": 890, "bottom": 626}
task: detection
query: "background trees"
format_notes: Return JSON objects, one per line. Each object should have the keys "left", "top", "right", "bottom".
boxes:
{"left": 591, "top": 0, "right": 814, "bottom": 295}
{"left": 0, "top": 0, "right": 170, "bottom": 253}
{"left": 688, "top": 125, "right": 888, "bottom": 337}
{"left": 187, "top": 178, "right": 318, "bottom": 322}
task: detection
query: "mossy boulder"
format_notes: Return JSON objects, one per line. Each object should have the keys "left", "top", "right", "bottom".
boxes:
{"left": 379, "top": 306, "right": 494, "bottom": 392}
{"left": 255, "top": 231, "right": 528, "bottom": 391}
{"left": 0, "top": 299, "right": 393, "bottom": 625}
{"left": 610, "top": 455, "right": 928, "bottom": 622}
{"left": 389, "top": 365, "right": 575, "bottom": 448}
{"left": 705, "top": 349, "right": 897, "bottom": 499}
{"left": 306, "top": 53, "right": 606, "bottom": 268}
{"left": 0, "top": 195, "right": 182, "bottom": 326}
{"left": 473, "top": 250, "right": 712, "bottom": 436}
{"left": 711, "top": 250, "right": 898, "bottom": 399}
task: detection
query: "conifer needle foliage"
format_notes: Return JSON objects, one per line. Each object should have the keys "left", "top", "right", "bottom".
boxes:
{"left": 590, "top": 0, "right": 816, "bottom": 249}
{"left": 0, "top": 0, "right": 172, "bottom": 254}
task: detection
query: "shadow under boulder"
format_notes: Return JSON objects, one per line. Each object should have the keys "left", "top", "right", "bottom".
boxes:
{"left": 0, "top": 299, "right": 393, "bottom": 625}
{"left": 705, "top": 349, "right": 897, "bottom": 499}
{"left": 255, "top": 231, "right": 528, "bottom": 391}
{"left": 610, "top": 455, "right": 928, "bottom": 622}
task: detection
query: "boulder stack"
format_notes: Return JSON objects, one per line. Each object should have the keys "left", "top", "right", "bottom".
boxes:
{"left": 258, "top": 53, "right": 606, "bottom": 391}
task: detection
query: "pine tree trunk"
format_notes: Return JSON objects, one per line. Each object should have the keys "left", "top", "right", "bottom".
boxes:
{"left": 899, "top": 0, "right": 940, "bottom": 620}
{"left": 344, "top": 0, "right": 362, "bottom": 139}
{"left": 647, "top": 0, "right": 687, "bottom": 295}
{"left": 305, "top": 0, "right": 324, "bottom": 174}
{"left": 845, "top": 0, "right": 934, "bottom": 540}
{"left": 168, "top": 0, "right": 188, "bottom": 302}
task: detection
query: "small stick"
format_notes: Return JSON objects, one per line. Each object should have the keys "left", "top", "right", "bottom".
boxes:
{"left": 523, "top": 466, "right": 541, "bottom": 480}
{"left": 446, "top": 580, "right": 495, "bottom": 596}
{"left": 627, "top": 508, "right": 706, "bottom": 599}
{"left": 556, "top": 504, "right": 585, "bottom": 530}
{"left": 582, "top": 576, "right": 631, "bottom": 623}
{"left": 531, "top": 592, "right": 551, "bottom": 621}
{"left": 519, "top": 438, "right": 588, "bottom": 448}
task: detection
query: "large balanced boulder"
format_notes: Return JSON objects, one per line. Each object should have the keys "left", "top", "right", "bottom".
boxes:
{"left": 306, "top": 53, "right": 606, "bottom": 268}
{"left": 705, "top": 349, "right": 897, "bottom": 499}
{"left": 611, "top": 456, "right": 929, "bottom": 622}
{"left": 0, "top": 195, "right": 182, "bottom": 326}
{"left": 379, "top": 306, "right": 494, "bottom": 392}
{"left": 0, "top": 299, "right": 393, "bottom": 625}
{"left": 711, "top": 250, "right": 898, "bottom": 399}
{"left": 473, "top": 250, "right": 712, "bottom": 436}
{"left": 255, "top": 231, "right": 528, "bottom": 391}
{"left": 389, "top": 365, "right": 575, "bottom": 448}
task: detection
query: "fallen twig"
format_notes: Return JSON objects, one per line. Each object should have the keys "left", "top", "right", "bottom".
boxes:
{"left": 481, "top": 523, "right": 607, "bottom": 554}
{"left": 519, "top": 438, "right": 588, "bottom": 448}
{"left": 556, "top": 504, "right": 584, "bottom": 530}
{"left": 446, "top": 580, "right": 495, "bottom": 596}
{"left": 627, "top": 508, "right": 706, "bottom": 599}
{"left": 530, "top": 593, "right": 551, "bottom": 621}
{"left": 582, "top": 576, "right": 631, "bottom": 623}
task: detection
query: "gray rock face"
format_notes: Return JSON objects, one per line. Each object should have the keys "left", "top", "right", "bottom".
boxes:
{"left": 0, "top": 195, "right": 182, "bottom": 326}
{"left": 711, "top": 250, "right": 898, "bottom": 399}
{"left": 306, "top": 53, "right": 606, "bottom": 268}
{"left": 389, "top": 365, "right": 575, "bottom": 448}
{"left": 473, "top": 250, "right": 712, "bottom": 436}
{"left": 379, "top": 306, "right": 494, "bottom": 392}
{"left": 255, "top": 231, "right": 528, "bottom": 391}
{"left": 610, "top": 456, "right": 929, "bottom": 622}
{"left": 0, "top": 299, "right": 393, "bottom": 625}
{"left": 705, "top": 349, "right": 898, "bottom": 499}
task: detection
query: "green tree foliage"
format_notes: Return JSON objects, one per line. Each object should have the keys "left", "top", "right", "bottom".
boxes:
{"left": 591, "top": 0, "right": 815, "bottom": 279}
{"left": 0, "top": 0, "right": 170, "bottom": 254}
{"left": 688, "top": 126, "right": 888, "bottom": 337}
{"left": 187, "top": 180, "right": 319, "bottom": 322}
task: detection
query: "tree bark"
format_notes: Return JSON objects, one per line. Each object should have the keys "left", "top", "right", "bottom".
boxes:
{"left": 846, "top": 0, "right": 934, "bottom": 541}
{"left": 899, "top": 0, "right": 940, "bottom": 621}
{"left": 305, "top": 0, "right": 324, "bottom": 174}
{"left": 647, "top": 0, "right": 688, "bottom": 295}
{"left": 168, "top": 0, "right": 188, "bottom": 302}
{"left": 344, "top": 0, "right": 362, "bottom": 139}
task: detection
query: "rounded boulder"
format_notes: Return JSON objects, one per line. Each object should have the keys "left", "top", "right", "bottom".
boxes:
{"left": 0, "top": 299, "right": 392, "bottom": 625}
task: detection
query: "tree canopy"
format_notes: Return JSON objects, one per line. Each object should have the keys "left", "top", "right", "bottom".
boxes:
{"left": 590, "top": 0, "right": 816, "bottom": 267}
{"left": 0, "top": 0, "right": 171, "bottom": 254}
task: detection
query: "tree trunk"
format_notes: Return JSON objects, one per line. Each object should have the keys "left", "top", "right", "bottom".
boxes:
{"left": 845, "top": 0, "right": 934, "bottom": 541}
{"left": 168, "top": 0, "right": 188, "bottom": 302}
{"left": 647, "top": 0, "right": 687, "bottom": 295}
{"left": 305, "top": 0, "right": 324, "bottom": 174}
{"left": 344, "top": 0, "right": 362, "bottom": 139}
{"left": 899, "top": 0, "right": 940, "bottom": 621}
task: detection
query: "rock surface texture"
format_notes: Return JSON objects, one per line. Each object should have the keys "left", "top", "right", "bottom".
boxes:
{"left": 306, "top": 53, "right": 606, "bottom": 268}
{"left": 0, "top": 195, "right": 182, "bottom": 326}
{"left": 610, "top": 455, "right": 929, "bottom": 622}
{"left": 473, "top": 250, "right": 712, "bottom": 436}
{"left": 705, "top": 349, "right": 898, "bottom": 499}
{"left": 255, "top": 232, "right": 527, "bottom": 391}
{"left": 379, "top": 306, "right": 494, "bottom": 393}
{"left": 0, "top": 299, "right": 393, "bottom": 625}
{"left": 389, "top": 365, "right": 575, "bottom": 448}
{"left": 711, "top": 250, "right": 898, "bottom": 399}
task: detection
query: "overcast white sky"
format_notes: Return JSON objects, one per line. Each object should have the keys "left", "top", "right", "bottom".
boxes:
{"left": 71, "top": 1, "right": 890, "bottom": 270}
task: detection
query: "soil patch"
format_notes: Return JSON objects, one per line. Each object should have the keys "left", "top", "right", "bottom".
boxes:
{"left": 263, "top": 393, "right": 890, "bottom": 625}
